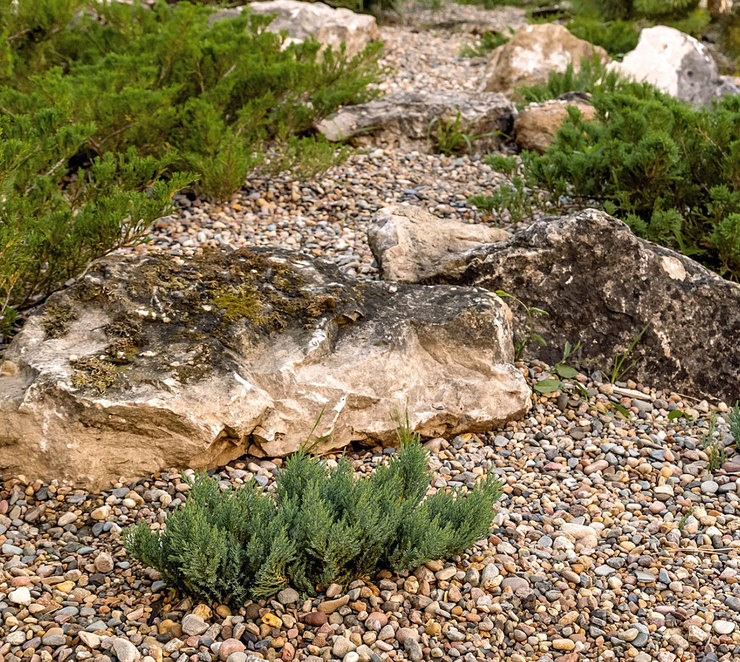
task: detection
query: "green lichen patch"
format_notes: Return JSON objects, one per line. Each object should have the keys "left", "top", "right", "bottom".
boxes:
{"left": 174, "top": 344, "right": 214, "bottom": 384}
{"left": 104, "top": 318, "right": 144, "bottom": 365}
{"left": 62, "top": 248, "right": 368, "bottom": 392}
{"left": 42, "top": 301, "right": 78, "bottom": 339}
{"left": 70, "top": 356, "right": 119, "bottom": 393}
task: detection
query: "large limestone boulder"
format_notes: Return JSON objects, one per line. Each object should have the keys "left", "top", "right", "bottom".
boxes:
{"left": 609, "top": 26, "right": 739, "bottom": 105}
{"left": 247, "top": 0, "right": 380, "bottom": 57}
{"left": 315, "top": 90, "right": 516, "bottom": 154}
{"left": 371, "top": 208, "right": 740, "bottom": 402}
{"left": 0, "top": 249, "right": 530, "bottom": 488}
{"left": 483, "top": 24, "right": 608, "bottom": 96}
{"left": 514, "top": 96, "right": 597, "bottom": 153}
{"left": 368, "top": 205, "right": 509, "bottom": 283}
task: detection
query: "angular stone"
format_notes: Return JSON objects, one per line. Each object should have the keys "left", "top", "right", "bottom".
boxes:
{"left": 316, "top": 90, "right": 515, "bottom": 155}
{"left": 0, "top": 249, "right": 530, "bottom": 488}
{"left": 609, "top": 26, "right": 738, "bottom": 105}
{"left": 368, "top": 205, "right": 509, "bottom": 284}
{"left": 388, "top": 209, "right": 740, "bottom": 402}
{"left": 483, "top": 24, "right": 607, "bottom": 95}
{"left": 514, "top": 96, "right": 597, "bottom": 153}
{"left": 9, "top": 586, "right": 31, "bottom": 605}
{"left": 111, "top": 638, "right": 140, "bottom": 662}
{"left": 182, "top": 614, "right": 209, "bottom": 637}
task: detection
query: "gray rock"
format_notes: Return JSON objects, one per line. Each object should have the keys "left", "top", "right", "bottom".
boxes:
{"left": 610, "top": 26, "right": 738, "bottom": 105}
{"left": 0, "top": 249, "right": 530, "bottom": 489}
{"left": 41, "top": 628, "right": 66, "bottom": 646}
{"left": 2, "top": 543, "right": 23, "bottom": 556}
{"left": 182, "top": 614, "right": 209, "bottom": 637}
{"left": 316, "top": 90, "right": 515, "bottom": 155}
{"left": 277, "top": 587, "right": 300, "bottom": 605}
{"left": 385, "top": 208, "right": 740, "bottom": 402}
{"left": 404, "top": 638, "right": 424, "bottom": 662}
{"left": 332, "top": 635, "right": 356, "bottom": 657}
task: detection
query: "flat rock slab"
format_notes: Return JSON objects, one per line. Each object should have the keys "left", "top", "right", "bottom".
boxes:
{"left": 609, "top": 26, "right": 738, "bottom": 105}
{"left": 315, "top": 90, "right": 516, "bottom": 154}
{"left": 368, "top": 205, "right": 509, "bottom": 283}
{"left": 0, "top": 249, "right": 530, "bottom": 488}
{"left": 372, "top": 208, "right": 740, "bottom": 402}
{"left": 410, "top": 4, "right": 527, "bottom": 34}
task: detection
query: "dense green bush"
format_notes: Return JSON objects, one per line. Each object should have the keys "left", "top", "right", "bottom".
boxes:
{"left": 125, "top": 423, "right": 502, "bottom": 605}
{"left": 0, "top": 0, "right": 380, "bottom": 333}
{"left": 476, "top": 69, "right": 740, "bottom": 279}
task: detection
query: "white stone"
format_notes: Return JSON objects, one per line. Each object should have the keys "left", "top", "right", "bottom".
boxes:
{"left": 9, "top": 586, "right": 31, "bottom": 605}
{"left": 713, "top": 620, "right": 735, "bottom": 635}
{"left": 609, "top": 26, "right": 738, "bottom": 105}
{"left": 247, "top": 0, "right": 379, "bottom": 58}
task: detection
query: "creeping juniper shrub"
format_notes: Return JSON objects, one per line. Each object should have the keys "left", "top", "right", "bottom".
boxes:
{"left": 477, "top": 66, "right": 740, "bottom": 279}
{"left": 125, "top": 422, "right": 503, "bottom": 605}
{"left": 0, "top": 0, "right": 380, "bottom": 333}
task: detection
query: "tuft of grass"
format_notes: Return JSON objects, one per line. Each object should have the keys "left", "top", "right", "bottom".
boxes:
{"left": 460, "top": 31, "right": 511, "bottom": 57}
{"left": 729, "top": 402, "right": 740, "bottom": 450}
{"left": 702, "top": 413, "right": 727, "bottom": 472}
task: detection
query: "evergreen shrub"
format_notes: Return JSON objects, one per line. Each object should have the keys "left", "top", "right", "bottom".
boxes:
{"left": 476, "top": 67, "right": 740, "bottom": 279}
{"left": 125, "top": 423, "right": 503, "bottom": 605}
{"left": 0, "top": 0, "right": 380, "bottom": 333}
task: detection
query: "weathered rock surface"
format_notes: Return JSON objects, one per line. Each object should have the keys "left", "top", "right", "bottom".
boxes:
{"left": 514, "top": 95, "right": 597, "bottom": 153}
{"left": 315, "top": 90, "right": 516, "bottom": 154}
{"left": 0, "top": 249, "right": 530, "bottom": 488}
{"left": 368, "top": 205, "right": 509, "bottom": 283}
{"left": 247, "top": 0, "right": 380, "bottom": 57}
{"left": 609, "top": 26, "right": 739, "bottom": 105}
{"left": 373, "top": 208, "right": 740, "bottom": 402}
{"left": 483, "top": 24, "right": 607, "bottom": 96}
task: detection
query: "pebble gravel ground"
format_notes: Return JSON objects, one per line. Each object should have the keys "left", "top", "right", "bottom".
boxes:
{"left": 2, "top": 367, "right": 740, "bottom": 662}
{"left": 4, "top": 5, "right": 740, "bottom": 662}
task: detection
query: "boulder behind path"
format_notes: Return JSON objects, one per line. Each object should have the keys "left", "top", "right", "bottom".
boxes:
{"left": 370, "top": 207, "right": 740, "bottom": 402}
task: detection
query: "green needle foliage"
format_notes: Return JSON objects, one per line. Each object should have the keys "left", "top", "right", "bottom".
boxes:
{"left": 477, "top": 67, "right": 740, "bottom": 280}
{"left": 730, "top": 402, "right": 740, "bottom": 450}
{"left": 0, "top": 0, "right": 380, "bottom": 333}
{"left": 125, "top": 422, "right": 503, "bottom": 605}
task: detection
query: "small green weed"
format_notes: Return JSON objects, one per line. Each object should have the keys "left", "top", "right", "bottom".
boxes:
{"left": 460, "top": 31, "right": 510, "bottom": 57}
{"left": 729, "top": 402, "right": 740, "bottom": 449}
{"left": 609, "top": 323, "right": 650, "bottom": 384}
{"left": 429, "top": 111, "right": 497, "bottom": 156}
{"left": 702, "top": 413, "right": 727, "bottom": 472}
{"left": 678, "top": 506, "right": 694, "bottom": 531}
{"left": 469, "top": 155, "right": 543, "bottom": 223}
{"left": 495, "top": 290, "right": 548, "bottom": 361}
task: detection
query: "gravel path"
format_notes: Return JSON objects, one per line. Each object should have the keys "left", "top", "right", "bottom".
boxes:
{"left": 141, "top": 8, "right": 524, "bottom": 278}
{"left": 3, "top": 5, "right": 740, "bottom": 662}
